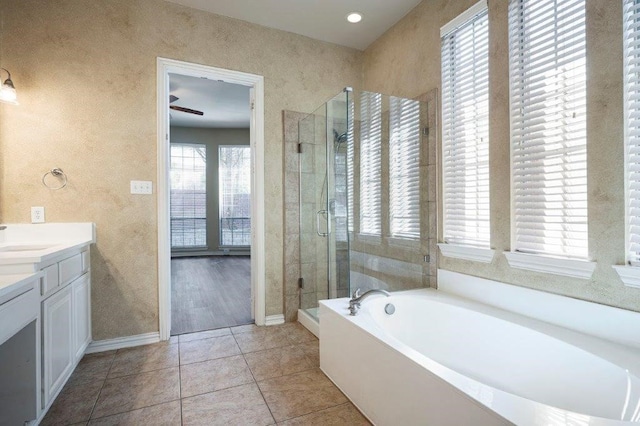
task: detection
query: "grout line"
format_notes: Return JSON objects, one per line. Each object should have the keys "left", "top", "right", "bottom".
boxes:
{"left": 88, "top": 399, "right": 182, "bottom": 423}
{"left": 241, "top": 347, "right": 277, "bottom": 425}
{"left": 87, "top": 350, "right": 118, "bottom": 421}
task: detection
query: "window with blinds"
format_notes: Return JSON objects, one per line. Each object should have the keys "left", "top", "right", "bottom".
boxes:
{"left": 389, "top": 96, "right": 421, "bottom": 239}
{"left": 624, "top": 0, "right": 640, "bottom": 265}
{"left": 509, "top": 0, "right": 588, "bottom": 259}
{"left": 219, "top": 146, "right": 251, "bottom": 247}
{"left": 347, "top": 97, "right": 355, "bottom": 233}
{"left": 359, "top": 91, "right": 383, "bottom": 236}
{"left": 170, "top": 144, "right": 207, "bottom": 248}
{"left": 441, "top": 3, "right": 490, "bottom": 248}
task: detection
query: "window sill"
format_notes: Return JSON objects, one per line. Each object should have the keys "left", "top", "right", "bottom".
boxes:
{"left": 355, "top": 233, "right": 382, "bottom": 245}
{"left": 612, "top": 265, "right": 640, "bottom": 289}
{"left": 438, "top": 243, "right": 494, "bottom": 263}
{"left": 504, "top": 252, "right": 595, "bottom": 279}
{"left": 388, "top": 237, "right": 420, "bottom": 249}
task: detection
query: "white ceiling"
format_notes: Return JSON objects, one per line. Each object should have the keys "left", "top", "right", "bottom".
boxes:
{"left": 164, "top": 0, "right": 423, "bottom": 50}
{"left": 169, "top": 73, "right": 251, "bottom": 128}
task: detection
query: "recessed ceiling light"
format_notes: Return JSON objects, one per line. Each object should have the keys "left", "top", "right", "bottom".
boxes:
{"left": 346, "top": 12, "right": 363, "bottom": 24}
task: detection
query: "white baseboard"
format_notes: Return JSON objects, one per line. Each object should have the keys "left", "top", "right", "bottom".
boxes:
{"left": 85, "top": 332, "right": 161, "bottom": 353}
{"left": 265, "top": 314, "right": 285, "bottom": 326}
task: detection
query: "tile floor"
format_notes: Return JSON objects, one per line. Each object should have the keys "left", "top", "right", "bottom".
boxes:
{"left": 41, "top": 322, "right": 371, "bottom": 425}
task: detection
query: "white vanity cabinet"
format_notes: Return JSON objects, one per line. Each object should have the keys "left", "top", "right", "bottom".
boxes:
{"left": 0, "top": 222, "right": 95, "bottom": 420}
{"left": 42, "top": 283, "right": 74, "bottom": 404}
{"left": 40, "top": 249, "right": 91, "bottom": 409}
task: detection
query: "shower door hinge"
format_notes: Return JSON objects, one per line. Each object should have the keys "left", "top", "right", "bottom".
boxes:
{"left": 298, "top": 277, "right": 304, "bottom": 289}
{"left": 424, "top": 255, "right": 431, "bottom": 263}
{"left": 297, "top": 143, "right": 302, "bottom": 154}
{"left": 423, "top": 127, "right": 430, "bottom": 137}
{"left": 250, "top": 101, "right": 255, "bottom": 110}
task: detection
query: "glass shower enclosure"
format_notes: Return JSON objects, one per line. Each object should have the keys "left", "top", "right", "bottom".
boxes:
{"left": 298, "top": 88, "right": 434, "bottom": 324}
{"left": 298, "top": 89, "right": 351, "bottom": 321}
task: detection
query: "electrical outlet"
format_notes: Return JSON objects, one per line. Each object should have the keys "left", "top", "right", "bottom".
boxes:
{"left": 31, "top": 206, "right": 45, "bottom": 223}
{"left": 130, "top": 180, "right": 153, "bottom": 195}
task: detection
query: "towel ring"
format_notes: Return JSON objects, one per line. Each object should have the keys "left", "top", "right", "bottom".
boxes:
{"left": 42, "top": 168, "right": 68, "bottom": 190}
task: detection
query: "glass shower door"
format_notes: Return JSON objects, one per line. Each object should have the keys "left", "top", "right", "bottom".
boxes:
{"left": 299, "top": 103, "right": 329, "bottom": 321}
{"left": 298, "top": 90, "right": 351, "bottom": 322}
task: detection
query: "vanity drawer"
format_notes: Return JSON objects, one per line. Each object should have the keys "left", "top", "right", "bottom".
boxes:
{"left": 58, "top": 253, "right": 83, "bottom": 287}
{"left": 81, "top": 250, "right": 89, "bottom": 273}
{"left": 41, "top": 263, "right": 60, "bottom": 296}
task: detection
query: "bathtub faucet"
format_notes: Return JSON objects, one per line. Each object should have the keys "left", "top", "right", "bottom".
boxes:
{"left": 348, "top": 288, "right": 390, "bottom": 316}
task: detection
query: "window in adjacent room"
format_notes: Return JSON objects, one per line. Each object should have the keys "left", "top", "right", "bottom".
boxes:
{"left": 170, "top": 143, "right": 207, "bottom": 248}
{"left": 509, "top": 0, "right": 588, "bottom": 259}
{"left": 219, "top": 145, "right": 251, "bottom": 247}
{"left": 441, "top": 1, "right": 490, "bottom": 248}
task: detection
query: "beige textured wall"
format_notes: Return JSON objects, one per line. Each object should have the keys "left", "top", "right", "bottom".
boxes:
{"left": 0, "top": 0, "right": 361, "bottom": 339}
{"left": 363, "top": 0, "right": 640, "bottom": 312}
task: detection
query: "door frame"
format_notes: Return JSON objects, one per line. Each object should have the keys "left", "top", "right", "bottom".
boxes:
{"left": 156, "top": 58, "right": 266, "bottom": 340}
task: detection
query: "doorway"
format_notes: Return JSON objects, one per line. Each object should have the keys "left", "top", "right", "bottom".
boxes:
{"left": 157, "top": 58, "right": 266, "bottom": 341}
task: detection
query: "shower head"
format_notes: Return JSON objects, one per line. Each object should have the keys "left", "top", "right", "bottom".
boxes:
{"left": 333, "top": 129, "right": 348, "bottom": 146}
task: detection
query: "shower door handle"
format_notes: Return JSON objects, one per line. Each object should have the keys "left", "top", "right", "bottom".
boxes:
{"left": 316, "top": 210, "right": 330, "bottom": 237}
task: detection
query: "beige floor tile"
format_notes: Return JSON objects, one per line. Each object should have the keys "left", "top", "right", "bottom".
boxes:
{"left": 108, "top": 343, "right": 179, "bottom": 378}
{"left": 234, "top": 327, "right": 291, "bottom": 353}
{"left": 182, "top": 383, "right": 275, "bottom": 426}
{"left": 244, "top": 345, "right": 313, "bottom": 381}
{"left": 280, "top": 323, "right": 317, "bottom": 345}
{"left": 179, "top": 335, "right": 241, "bottom": 365}
{"left": 230, "top": 323, "right": 260, "bottom": 334}
{"left": 92, "top": 367, "right": 180, "bottom": 419}
{"left": 68, "top": 351, "right": 116, "bottom": 385}
{"left": 178, "top": 327, "right": 231, "bottom": 343}
{"left": 180, "top": 354, "right": 254, "bottom": 398}
{"left": 298, "top": 340, "right": 319, "bottom": 368}
{"left": 40, "top": 380, "right": 103, "bottom": 425}
{"left": 88, "top": 400, "right": 181, "bottom": 425}
{"left": 257, "top": 369, "right": 347, "bottom": 422}
{"left": 278, "top": 402, "right": 371, "bottom": 425}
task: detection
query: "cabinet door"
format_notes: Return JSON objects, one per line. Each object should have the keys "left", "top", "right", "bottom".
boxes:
{"left": 42, "top": 284, "right": 73, "bottom": 407}
{"left": 72, "top": 274, "right": 91, "bottom": 361}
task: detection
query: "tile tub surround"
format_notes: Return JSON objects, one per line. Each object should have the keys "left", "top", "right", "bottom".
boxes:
{"left": 40, "top": 322, "right": 369, "bottom": 425}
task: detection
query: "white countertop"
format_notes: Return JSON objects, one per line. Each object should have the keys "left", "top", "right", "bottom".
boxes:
{"left": 0, "top": 223, "right": 95, "bottom": 266}
{"left": 0, "top": 241, "right": 92, "bottom": 265}
{"left": 0, "top": 273, "right": 40, "bottom": 303}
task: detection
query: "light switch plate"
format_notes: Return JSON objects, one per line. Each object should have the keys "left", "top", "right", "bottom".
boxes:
{"left": 130, "top": 180, "right": 153, "bottom": 195}
{"left": 31, "top": 206, "right": 45, "bottom": 223}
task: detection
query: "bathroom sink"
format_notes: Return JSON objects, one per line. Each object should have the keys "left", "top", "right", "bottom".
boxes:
{"left": 0, "top": 244, "right": 59, "bottom": 253}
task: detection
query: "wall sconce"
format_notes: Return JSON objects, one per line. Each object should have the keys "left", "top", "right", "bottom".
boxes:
{"left": 0, "top": 68, "right": 18, "bottom": 105}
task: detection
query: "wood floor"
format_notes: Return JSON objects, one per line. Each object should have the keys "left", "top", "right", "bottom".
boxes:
{"left": 171, "top": 256, "right": 252, "bottom": 335}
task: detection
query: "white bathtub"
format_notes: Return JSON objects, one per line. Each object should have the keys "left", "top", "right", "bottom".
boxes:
{"left": 319, "top": 271, "right": 640, "bottom": 425}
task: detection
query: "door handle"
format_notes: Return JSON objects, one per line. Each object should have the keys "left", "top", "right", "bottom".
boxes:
{"left": 316, "top": 209, "right": 329, "bottom": 237}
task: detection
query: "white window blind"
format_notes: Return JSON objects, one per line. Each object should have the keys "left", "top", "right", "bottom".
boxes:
{"left": 347, "top": 97, "right": 355, "bottom": 233}
{"left": 441, "top": 4, "right": 490, "bottom": 247}
{"left": 170, "top": 144, "right": 207, "bottom": 248}
{"left": 389, "top": 96, "right": 421, "bottom": 239}
{"left": 509, "top": 0, "right": 588, "bottom": 259}
{"left": 359, "top": 92, "right": 382, "bottom": 235}
{"left": 219, "top": 146, "right": 251, "bottom": 247}
{"left": 624, "top": 0, "right": 640, "bottom": 264}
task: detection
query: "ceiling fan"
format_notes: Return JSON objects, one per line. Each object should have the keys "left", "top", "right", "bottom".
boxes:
{"left": 169, "top": 94, "right": 203, "bottom": 116}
